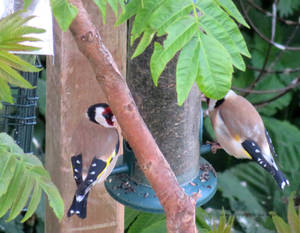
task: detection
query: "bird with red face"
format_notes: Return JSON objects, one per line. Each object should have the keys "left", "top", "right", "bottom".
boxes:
{"left": 67, "top": 103, "right": 120, "bottom": 219}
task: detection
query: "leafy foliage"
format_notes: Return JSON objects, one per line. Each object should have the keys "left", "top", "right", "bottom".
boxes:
{"left": 117, "top": 0, "right": 250, "bottom": 102}
{"left": 270, "top": 192, "right": 300, "bottom": 233}
{"left": 50, "top": 0, "right": 78, "bottom": 32}
{"left": 0, "top": 133, "right": 64, "bottom": 222}
{"left": 0, "top": 11, "right": 44, "bottom": 108}
{"left": 125, "top": 207, "right": 234, "bottom": 233}
{"left": 50, "top": 0, "right": 250, "bottom": 104}
{"left": 277, "top": 0, "right": 300, "bottom": 17}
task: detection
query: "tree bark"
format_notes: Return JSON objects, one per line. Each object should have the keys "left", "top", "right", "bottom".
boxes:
{"left": 68, "top": 0, "right": 198, "bottom": 232}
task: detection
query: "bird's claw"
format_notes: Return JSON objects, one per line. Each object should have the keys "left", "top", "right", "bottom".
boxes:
{"left": 206, "top": 141, "right": 222, "bottom": 154}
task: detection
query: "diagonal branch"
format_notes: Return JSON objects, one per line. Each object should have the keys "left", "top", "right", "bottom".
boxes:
{"left": 240, "top": 0, "right": 300, "bottom": 51}
{"left": 246, "top": 0, "right": 300, "bottom": 26}
{"left": 233, "top": 76, "right": 300, "bottom": 94}
{"left": 253, "top": 76, "right": 300, "bottom": 107}
{"left": 68, "top": 0, "right": 198, "bottom": 232}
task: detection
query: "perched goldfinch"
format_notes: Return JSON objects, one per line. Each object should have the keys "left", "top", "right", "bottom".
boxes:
{"left": 207, "top": 90, "right": 289, "bottom": 190}
{"left": 67, "top": 103, "right": 120, "bottom": 219}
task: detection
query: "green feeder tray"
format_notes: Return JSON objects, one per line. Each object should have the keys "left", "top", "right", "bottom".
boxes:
{"left": 105, "top": 150, "right": 216, "bottom": 213}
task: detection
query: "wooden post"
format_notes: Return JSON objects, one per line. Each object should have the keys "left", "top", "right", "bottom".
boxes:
{"left": 45, "top": 2, "right": 126, "bottom": 232}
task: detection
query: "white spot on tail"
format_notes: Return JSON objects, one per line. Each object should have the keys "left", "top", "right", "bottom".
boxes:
{"left": 76, "top": 160, "right": 80, "bottom": 164}
{"left": 92, "top": 163, "right": 96, "bottom": 167}
{"left": 76, "top": 195, "right": 85, "bottom": 202}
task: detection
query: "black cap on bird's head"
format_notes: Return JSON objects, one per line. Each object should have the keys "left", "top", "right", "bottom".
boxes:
{"left": 86, "top": 103, "right": 115, "bottom": 128}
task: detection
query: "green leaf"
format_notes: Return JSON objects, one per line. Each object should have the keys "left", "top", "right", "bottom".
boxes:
{"left": 140, "top": 219, "right": 167, "bottom": 233}
{"left": 93, "top": 0, "right": 107, "bottom": 24}
{"left": 50, "top": 0, "right": 78, "bottom": 32}
{"left": 196, "top": 208, "right": 211, "bottom": 231}
{"left": 7, "top": 174, "right": 34, "bottom": 221}
{"left": 150, "top": 16, "right": 198, "bottom": 85}
{"left": 149, "top": 0, "right": 193, "bottom": 36}
{"left": 125, "top": 207, "right": 141, "bottom": 230}
{"left": 217, "top": 0, "right": 249, "bottom": 28}
{"left": 150, "top": 42, "right": 163, "bottom": 85}
{"left": 131, "top": 29, "right": 155, "bottom": 59}
{"left": 176, "top": 37, "right": 200, "bottom": 105}
{"left": 270, "top": 212, "right": 291, "bottom": 233}
{"left": 130, "top": 0, "right": 161, "bottom": 43}
{"left": 218, "top": 170, "right": 265, "bottom": 215}
{"left": 278, "top": 0, "right": 300, "bottom": 17}
{"left": 0, "top": 63, "right": 33, "bottom": 88}
{"left": 0, "top": 133, "right": 64, "bottom": 221}
{"left": 199, "top": 13, "right": 245, "bottom": 70}
{"left": 116, "top": 0, "right": 141, "bottom": 25}
{"left": 0, "top": 163, "right": 25, "bottom": 218}
{"left": 24, "top": 0, "right": 33, "bottom": 9}
{"left": 287, "top": 192, "right": 300, "bottom": 233}
{"left": 21, "top": 185, "right": 42, "bottom": 223}
{"left": 0, "top": 43, "right": 41, "bottom": 52}
{"left": 38, "top": 170, "right": 64, "bottom": 220}
{"left": 0, "top": 51, "right": 41, "bottom": 72}
{"left": 0, "top": 155, "right": 16, "bottom": 197}
{"left": 0, "top": 11, "right": 44, "bottom": 52}
{"left": 196, "top": 0, "right": 250, "bottom": 58}
{"left": 0, "top": 133, "right": 23, "bottom": 154}
{"left": 37, "top": 78, "right": 46, "bottom": 116}
{"left": 107, "top": 0, "right": 119, "bottom": 17}
{"left": 247, "top": 75, "right": 292, "bottom": 116}
{"left": 0, "top": 78, "right": 13, "bottom": 104}
{"left": 196, "top": 33, "right": 233, "bottom": 99}
{"left": 128, "top": 212, "right": 165, "bottom": 233}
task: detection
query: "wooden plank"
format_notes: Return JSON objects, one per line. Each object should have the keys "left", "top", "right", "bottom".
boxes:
{"left": 45, "top": 4, "right": 126, "bottom": 233}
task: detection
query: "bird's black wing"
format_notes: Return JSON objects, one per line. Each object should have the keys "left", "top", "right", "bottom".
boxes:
{"left": 265, "top": 129, "right": 277, "bottom": 157}
{"left": 81, "top": 157, "right": 107, "bottom": 190}
{"left": 71, "top": 154, "right": 83, "bottom": 186}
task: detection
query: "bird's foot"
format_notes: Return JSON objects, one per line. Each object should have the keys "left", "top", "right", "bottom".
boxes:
{"left": 200, "top": 93, "right": 207, "bottom": 102}
{"left": 206, "top": 141, "right": 222, "bottom": 154}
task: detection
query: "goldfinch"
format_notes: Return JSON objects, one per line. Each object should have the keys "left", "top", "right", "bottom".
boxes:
{"left": 207, "top": 90, "right": 289, "bottom": 190}
{"left": 67, "top": 103, "right": 120, "bottom": 218}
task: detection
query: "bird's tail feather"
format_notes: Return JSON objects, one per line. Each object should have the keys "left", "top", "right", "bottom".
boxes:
{"left": 242, "top": 139, "right": 289, "bottom": 190}
{"left": 67, "top": 192, "right": 89, "bottom": 219}
{"left": 273, "top": 169, "right": 289, "bottom": 190}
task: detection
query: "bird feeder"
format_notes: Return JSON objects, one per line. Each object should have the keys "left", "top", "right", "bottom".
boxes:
{"left": 105, "top": 39, "right": 217, "bottom": 213}
{"left": 0, "top": 60, "right": 41, "bottom": 153}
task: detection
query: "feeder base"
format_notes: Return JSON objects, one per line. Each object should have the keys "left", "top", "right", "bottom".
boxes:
{"left": 105, "top": 157, "right": 217, "bottom": 213}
